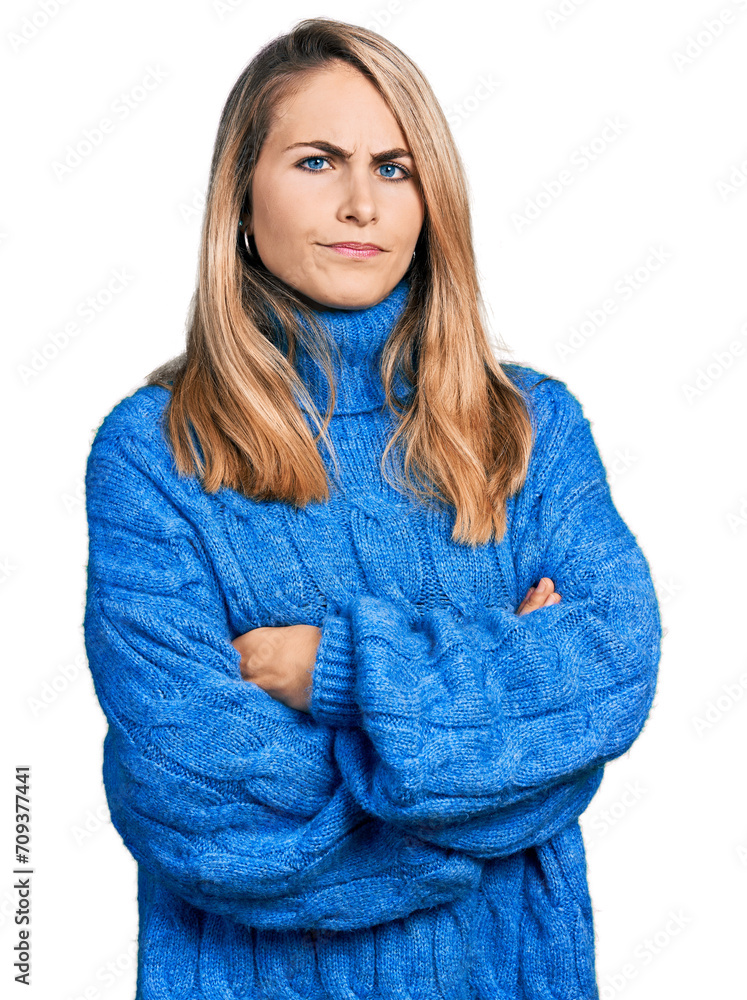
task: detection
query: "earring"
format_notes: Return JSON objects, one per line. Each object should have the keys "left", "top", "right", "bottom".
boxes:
{"left": 239, "top": 220, "right": 253, "bottom": 257}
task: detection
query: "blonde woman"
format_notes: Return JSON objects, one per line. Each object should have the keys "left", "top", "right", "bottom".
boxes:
{"left": 83, "top": 17, "right": 661, "bottom": 999}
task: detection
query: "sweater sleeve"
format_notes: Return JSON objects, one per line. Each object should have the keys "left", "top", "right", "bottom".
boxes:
{"left": 308, "top": 378, "right": 662, "bottom": 859}
{"left": 83, "top": 414, "right": 484, "bottom": 933}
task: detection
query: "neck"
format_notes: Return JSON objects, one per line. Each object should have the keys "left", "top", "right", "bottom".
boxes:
{"left": 288, "top": 279, "right": 411, "bottom": 416}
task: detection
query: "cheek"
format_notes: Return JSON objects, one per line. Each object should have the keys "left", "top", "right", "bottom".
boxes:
{"left": 257, "top": 181, "right": 316, "bottom": 251}
{"left": 414, "top": 194, "right": 426, "bottom": 231}
{"left": 399, "top": 190, "right": 425, "bottom": 242}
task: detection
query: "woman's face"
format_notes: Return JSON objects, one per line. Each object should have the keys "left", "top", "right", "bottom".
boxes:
{"left": 244, "top": 61, "right": 424, "bottom": 311}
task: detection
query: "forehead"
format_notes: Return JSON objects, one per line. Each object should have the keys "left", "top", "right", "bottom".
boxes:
{"left": 268, "top": 64, "right": 405, "bottom": 145}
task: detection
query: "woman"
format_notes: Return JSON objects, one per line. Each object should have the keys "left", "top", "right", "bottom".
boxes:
{"left": 83, "top": 16, "right": 661, "bottom": 1000}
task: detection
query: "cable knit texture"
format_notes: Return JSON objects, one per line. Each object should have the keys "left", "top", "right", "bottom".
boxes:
{"left": 83, "top": 277, "right": 661, "bottom": 999}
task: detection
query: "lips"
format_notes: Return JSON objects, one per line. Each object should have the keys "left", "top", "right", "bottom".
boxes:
{"left": 324, "top": 242, "right": 384, "bottom": 259}
{"left": 326, "top": 243, "right": 383, "bottom": 250}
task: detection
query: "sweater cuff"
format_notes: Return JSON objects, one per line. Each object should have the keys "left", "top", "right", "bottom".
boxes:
{"left": 309, "top": 611, "right": 361, "bottom": 728}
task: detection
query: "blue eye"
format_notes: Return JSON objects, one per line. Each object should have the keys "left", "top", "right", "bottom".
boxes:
{"left": 301, "top": 157, "right": 326, "bottom": 171}
{"left": 296, "top": 156, "right": 411, "bottom": 182}
{"left": 379, "top": 163, "right": 404, "bottom": 180}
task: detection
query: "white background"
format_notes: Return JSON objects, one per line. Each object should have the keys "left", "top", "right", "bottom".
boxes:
{"left": 3, "top": 1, "right": 746, "bottom": 998}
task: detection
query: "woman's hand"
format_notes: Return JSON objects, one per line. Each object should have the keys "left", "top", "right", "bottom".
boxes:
{"left": 230, "top": 624, "right": 322, "bottom": 713}
{"left": 233, "top": 581, "right": 559, "bottom": 712}
{"left": 516, "top": 577, "right": 561, "bottom": 615}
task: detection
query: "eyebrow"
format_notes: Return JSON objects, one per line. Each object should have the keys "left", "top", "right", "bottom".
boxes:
{"left": 283, "top": 140, "right": 413, "bottom": 162}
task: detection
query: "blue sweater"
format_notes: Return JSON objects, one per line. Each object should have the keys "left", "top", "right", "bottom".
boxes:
{"left": 83, "top": 277, "right": 661, "bottom": 999}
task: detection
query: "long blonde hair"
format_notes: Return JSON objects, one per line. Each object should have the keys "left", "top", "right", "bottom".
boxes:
{"left": 145, "top": 16, "right": 541, "bottom": 546}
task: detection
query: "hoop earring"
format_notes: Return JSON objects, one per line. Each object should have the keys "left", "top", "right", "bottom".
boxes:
{"left": 239, "top": 220, "right": 253, "bottom": 257}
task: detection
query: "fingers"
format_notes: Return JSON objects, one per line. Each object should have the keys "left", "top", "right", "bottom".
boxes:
{"left": 516, "top": 577, "right": 562, "bottom": 615}
{"left": 231, "top": 627, "right": 279, "bottom": 681}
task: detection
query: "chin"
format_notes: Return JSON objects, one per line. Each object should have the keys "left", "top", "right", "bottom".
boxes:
{"left": 298, "top": 279, "right": 387, "bottom": 312}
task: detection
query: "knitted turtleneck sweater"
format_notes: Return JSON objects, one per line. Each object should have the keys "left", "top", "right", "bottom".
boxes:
{"left": 83, "top": 277, "right": 661, "bottom": 1000}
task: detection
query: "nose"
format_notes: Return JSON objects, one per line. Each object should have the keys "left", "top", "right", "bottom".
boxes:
{"left": 336, "top": 162, "right": 378, "bottom": 226}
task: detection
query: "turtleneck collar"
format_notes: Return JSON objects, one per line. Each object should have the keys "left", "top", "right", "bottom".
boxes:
{"left": 288, "top": 278, "right": 411, "bottom": 416}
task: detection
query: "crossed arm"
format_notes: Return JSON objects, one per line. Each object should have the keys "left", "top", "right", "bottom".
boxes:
{"left": 230, "top": 578, "right": 562, "bottom": 713}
